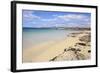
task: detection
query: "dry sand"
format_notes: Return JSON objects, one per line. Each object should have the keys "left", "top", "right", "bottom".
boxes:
{"left": 23, "top": 30, "right": 91, "bottom": 63}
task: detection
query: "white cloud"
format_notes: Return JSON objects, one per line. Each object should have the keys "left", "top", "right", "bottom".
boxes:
{"left": 57, "top": 14, "right": 89, "bottom": 21}
{"left": 23, "top": 10, "right": 40, "bottom": 19}
{"left": 41, "top": 18, "right": 57, "bottom": 21}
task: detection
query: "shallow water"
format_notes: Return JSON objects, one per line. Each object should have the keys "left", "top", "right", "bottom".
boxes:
{"left": 22, "top": 28, "right": 80, "bottom": 49}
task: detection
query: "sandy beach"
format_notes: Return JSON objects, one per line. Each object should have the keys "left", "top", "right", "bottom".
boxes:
{"left": 22, "top": 30, "right": 91, "bottom": 63}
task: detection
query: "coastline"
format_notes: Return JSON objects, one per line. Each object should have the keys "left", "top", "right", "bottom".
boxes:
{"left": 22, "top": 30, "right": 91, "bottom": 63}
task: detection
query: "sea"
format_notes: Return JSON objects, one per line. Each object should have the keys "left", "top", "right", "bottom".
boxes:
{"left": 22, "top": 28, "right": 80, "bottom": 49}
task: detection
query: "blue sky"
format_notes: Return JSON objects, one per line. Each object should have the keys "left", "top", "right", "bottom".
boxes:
{"left": 22, "top": 10, "right": 91, "bottom": 28}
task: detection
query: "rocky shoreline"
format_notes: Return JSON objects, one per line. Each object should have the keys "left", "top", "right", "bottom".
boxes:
{"left": 50, "top": 31, "right": 91, "bottom": 61}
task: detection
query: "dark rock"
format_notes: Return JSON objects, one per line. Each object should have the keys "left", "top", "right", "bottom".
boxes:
{"left": 64, "top": 48, "right": 67, "bottom": 52}
{"left": 50, "top": 56, "right": 57, "bottom": 61}
{"left": 76, "top": 43, "right": 86, "bottom": 46}
{"left": 88, "top": 50, "right": 91, "bottom": 53}
{"left": 79, "top": 34, "right": 91, "bottom": 42}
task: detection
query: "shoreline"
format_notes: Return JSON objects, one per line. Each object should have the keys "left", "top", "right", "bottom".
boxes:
{"left": 23, "top": 30, "right": 91, "bottom": 63}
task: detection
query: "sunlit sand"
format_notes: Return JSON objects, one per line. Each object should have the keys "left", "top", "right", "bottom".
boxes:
{"left": 23, "top": 30, "right": 91, "bottom": 63}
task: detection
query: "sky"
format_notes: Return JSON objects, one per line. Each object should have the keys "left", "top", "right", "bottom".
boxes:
{"left": 22, "top": 10, "right": 91, "bottom": 28}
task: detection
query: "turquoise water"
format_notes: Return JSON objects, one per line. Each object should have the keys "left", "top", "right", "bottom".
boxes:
{"left": 22, "top": 28, "right": 79, "bottom": 49}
